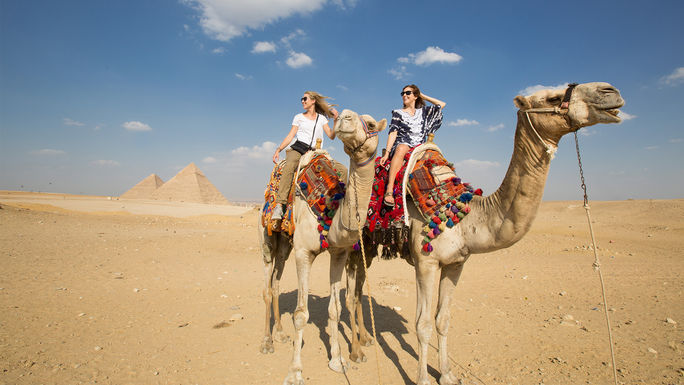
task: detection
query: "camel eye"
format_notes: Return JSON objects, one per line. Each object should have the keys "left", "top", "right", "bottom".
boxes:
{"left": 547, "top": 96, "right": 561, "bottom": 103}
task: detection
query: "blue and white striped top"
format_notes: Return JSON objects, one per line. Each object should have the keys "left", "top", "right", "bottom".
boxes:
{"left": 388, "top": 105, "right": 443, "bottom": 153}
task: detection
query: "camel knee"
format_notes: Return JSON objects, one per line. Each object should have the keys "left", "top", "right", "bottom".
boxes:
{"left": 262, "top": 287, "right": 272, "bottom": 304}
{"left": 435, "top": 312, "right": 450, "bottom": 337}
{"left": 416, "top": 318, "right": 433, "bottom": 342}
{"left": 293, "top": 308, "right": 309, "bottom": 330}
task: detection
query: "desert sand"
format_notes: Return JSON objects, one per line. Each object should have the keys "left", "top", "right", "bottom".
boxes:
{"left": 0, "top": 191, "right": 682, "bottom": 385}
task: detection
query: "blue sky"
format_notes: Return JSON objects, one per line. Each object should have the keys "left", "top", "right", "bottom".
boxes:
{"left": 1, "top": 0, "right": 682, "bottom": 201}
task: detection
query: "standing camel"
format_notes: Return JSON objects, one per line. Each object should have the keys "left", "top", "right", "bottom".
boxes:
{"left": 283, "top": 109, "right": 386, "bottom": 385}
{"left": 349, "top": 82, "right": 624, "bottom": 385}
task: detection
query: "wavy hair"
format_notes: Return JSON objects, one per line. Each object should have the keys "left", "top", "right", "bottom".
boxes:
{"left": 305, "top": 91, "right": 337, "bottom": 118}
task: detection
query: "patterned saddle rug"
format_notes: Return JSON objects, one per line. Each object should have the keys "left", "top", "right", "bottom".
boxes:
{"left": 363, "top": 143, "right": 482, "bottom": 257}
{"left": 262, "top": 151, "right": 345, "bottom": 247}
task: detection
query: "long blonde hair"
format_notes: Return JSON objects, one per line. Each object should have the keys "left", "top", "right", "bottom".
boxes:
{"left": 305, "top": 91, "right": 337, "bottom": 119}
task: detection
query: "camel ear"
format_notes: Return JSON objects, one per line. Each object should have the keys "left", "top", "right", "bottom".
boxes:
{"left": 370, "top": 118, "right": 387, "bottom": 132}
{"left": 514, "top": 95, "right": 530, "bottom": 109}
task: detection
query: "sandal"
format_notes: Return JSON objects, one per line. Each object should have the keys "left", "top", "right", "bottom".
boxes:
{"left": 383, "top": 192, "right": 395, "bottom": 206}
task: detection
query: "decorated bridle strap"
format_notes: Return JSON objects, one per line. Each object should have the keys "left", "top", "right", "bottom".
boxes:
{"left": 359, "top": 116, "right": 378, "bottom": 137}
{"left": 560, "top": 83, "right": 578, "bottom": 109}
{"left": 356, "top": 149, "right": 377, "bottom": 167}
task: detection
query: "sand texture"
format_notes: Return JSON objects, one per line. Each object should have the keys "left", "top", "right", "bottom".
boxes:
{"left": 0, "top": 191, "right": 682, "bottom": 385}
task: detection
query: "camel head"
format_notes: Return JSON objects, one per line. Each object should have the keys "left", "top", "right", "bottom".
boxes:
{"left": 334, "top": 109, "right": 387, "bottom": 164}
{"left": 514, "top": 82, "right": 624, "bottom": 140}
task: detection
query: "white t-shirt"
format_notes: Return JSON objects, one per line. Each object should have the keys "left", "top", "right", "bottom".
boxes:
{"left": 290, "top": 113, "right": 328, "bottom": 149}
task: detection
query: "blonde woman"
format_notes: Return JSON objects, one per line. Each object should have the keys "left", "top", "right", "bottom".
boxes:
{"left": 271, "top": 91, "right": 347, "bottom": 220}
{"left": 379, "top": 84, "right": 445, "bottom": 206}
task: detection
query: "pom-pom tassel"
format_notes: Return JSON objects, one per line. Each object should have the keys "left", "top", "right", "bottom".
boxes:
{"left": 352, "top": 241, "right": 361, "bottom": 251}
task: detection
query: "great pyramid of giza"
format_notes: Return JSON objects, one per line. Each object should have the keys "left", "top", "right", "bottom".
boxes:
{"left": 151, "top": 163, "right": 229, "bottom": 205}
{"left": 120, "top": 173, "right": 164, "bottom": 199}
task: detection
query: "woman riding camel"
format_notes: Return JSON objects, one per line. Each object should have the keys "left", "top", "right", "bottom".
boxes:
{"left": 270, "top": 91, "right": 347, "bottom": 220}
{"left": 380, "top": 84, "right": 446, "bottom": 206}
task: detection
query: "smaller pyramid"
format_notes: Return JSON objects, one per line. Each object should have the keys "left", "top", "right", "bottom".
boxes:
{"left": 151, "top": 163, "right": 229, "bottom": 205}
{"left": 121, "top": 173, "right": 164, "bottom": 199}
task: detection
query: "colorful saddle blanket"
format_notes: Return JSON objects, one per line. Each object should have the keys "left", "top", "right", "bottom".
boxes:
{"left": 363, "top": 143, "right": 482, "bottom": 256}
{"left": 262, "top": 152, "right": 345, "bottom": 246}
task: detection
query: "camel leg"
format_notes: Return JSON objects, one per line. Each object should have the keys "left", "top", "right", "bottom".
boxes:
{"left": 356, "top": 254, "right": 374, "bottom": 347}
{"left": 272, "top": 241, "right": 292, "bottom": 343}
{"left": 327, "top": 248, "right": 349, "bottom": 373}
{"left": 435, "top": 263, "right": 465, "bottom": 385}
{"left": 261, "top": 232, "right": 276, "bottom": 354}
{"left": 283, "top": 248, "right": 315, "bottom": 385}
{"left": 345, "top": 254, "right": 367, "bottom": 363}
{"left": 415, "top": 258, "right": 440, "bottom": 385}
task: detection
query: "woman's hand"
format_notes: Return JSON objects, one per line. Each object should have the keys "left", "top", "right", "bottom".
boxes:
{"left": 331, "top": 108, "right": 339, "bottom": 120}
{"left": 380, "top": 153, "right": 389, "bottom": 165}
{"left": 272, "top": 149, "right": 280, "bottom": 164}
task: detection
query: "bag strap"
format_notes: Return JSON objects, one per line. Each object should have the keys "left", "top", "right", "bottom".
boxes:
{"left": 308, "top": 114, "right": 319, "bottom": 149}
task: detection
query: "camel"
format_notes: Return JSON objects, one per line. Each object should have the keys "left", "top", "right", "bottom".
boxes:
{"left": 348, "top": 82, "right": 624, "bottom": 385}
{"left": 282, "top": 109, "right": 386, "bottom": 385}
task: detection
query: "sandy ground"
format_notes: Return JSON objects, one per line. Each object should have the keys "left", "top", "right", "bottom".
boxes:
{"left": 0, "top": 191, "right": 682, "bottom": 385}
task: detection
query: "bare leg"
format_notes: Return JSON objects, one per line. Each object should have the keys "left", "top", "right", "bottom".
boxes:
{"left": 385, "top": 144, "right": 410, "bottom": 205}
{"left": 435, "top": 263, "right": 466, "bottom": 385}
{"left": 415, "top": 257, "right": 440, "bottom": 385}
{"left": 327, "top": 249, "right": 349, "bottom": 372}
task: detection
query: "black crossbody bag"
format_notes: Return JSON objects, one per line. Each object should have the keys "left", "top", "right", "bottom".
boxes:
{"left": 290, "top": 114, "right": 319, "bottom": 155}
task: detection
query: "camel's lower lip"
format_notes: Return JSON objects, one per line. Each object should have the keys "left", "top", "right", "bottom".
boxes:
{"left": 606, "top": 109, "right": 620, "bottom": 116}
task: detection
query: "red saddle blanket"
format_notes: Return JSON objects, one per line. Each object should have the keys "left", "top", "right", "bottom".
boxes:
{"left": 262, "top": 154, "right": 345, "bottom": 241}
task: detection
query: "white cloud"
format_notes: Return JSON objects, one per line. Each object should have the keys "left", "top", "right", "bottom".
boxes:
{"left": 660, "top": 67, "right": 684, "bottom": 86}
{"left": 453, "top": 159, "right": 501, "bottom": 169}
{"left": 487, "top": 123, "right": 504, "bottom": 132}
{"left": 279, "top": 29, "right": 305, "bottom": 48}
{"left": 186, "top": 0, "right": 326, "bottom": 42}
{"left": 235, "top": 73, "right": 252, "bottom": 80}
{"left": 579, "top": 128, "right": 597, "bottom": 136}
{"left": 519, "top": 83, "right": 568, "bottom": 97}
{"left": 30, "top": 149, "right": 66, "bottom": 156}
{"left": 645, "top": 145, "right": 659, "bottom": 150}
{"left": 286, "top": 51, "right": 312, "bottom": 68}
{"left": 122, "top": 121, "right": 152, "bottom": 132}
{"left": 618, "top": 111, "right": 636, "bottom": 121}
{"left": 252, "top": 41, "right": 277, "bottom": 54}
{"left": 203, "top": 156, "right": 218, "bottom": 163}
{"left": 63, "top": 118, "right": 85, "bottom": 127}
{"left": 231, "top": 141, "right": 277, "bottom": 160}
{"left": 336, "top": 84, "right": 349, "bottom": 91}
{"left": 91, "top": 160, "right": 120, "bottom": 167}
{"left": 398, "top": 46, "right": 463, "bottom": 66}
{"left": 669, "top": 138, "right": 683, "bottom": 143}
{"left": 448, "top": 119, "right": 479, "bottom": 127}
{"left": 388, "top": 65, "right": 410, "bottom": 80}
{"left": 212, "top": 47, "right": 226, "bottom": 54}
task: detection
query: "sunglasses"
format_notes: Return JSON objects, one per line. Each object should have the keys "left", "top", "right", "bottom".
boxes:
{"left": 301, "top": 96, "right": 310, "bottom": 102}
{"left": 400, "top": 90, "right": 413, "bottom": 96}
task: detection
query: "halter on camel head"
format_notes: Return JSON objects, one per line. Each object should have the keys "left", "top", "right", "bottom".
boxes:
{"left": 344, "top": 116, "right": 378, "bottom": 167}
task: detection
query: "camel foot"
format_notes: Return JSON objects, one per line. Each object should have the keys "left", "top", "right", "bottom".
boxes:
{"left": 439, "top": 370, "right": 463, "bottom": 385}
{"left": 360, "top": 335, "right": 374, "bottom": 347}
{"left": 260, "top": 337, "right": 274, "bottom": 354}
{"left": 273, "top": 330, "right": 291, "bottom": 343}
{"left": 328, "top": 356, "right": 349, "bottom": 373}
{"left": 349, "top": 349, "right": 367, "bottom": 363}
{"left": 283, "top": 369, "right": 304, "bottom": 385}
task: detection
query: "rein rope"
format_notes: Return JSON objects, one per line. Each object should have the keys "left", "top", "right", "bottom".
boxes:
{"left": 574, "top": 132, "right": 619, "bottom": 385}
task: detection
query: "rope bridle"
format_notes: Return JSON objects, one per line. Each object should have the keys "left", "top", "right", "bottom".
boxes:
{"left": 520, "top": 83, "right": 578, "bottom": 159}
{"left": 344, "top": 116, "right": 378, "bottom": 167}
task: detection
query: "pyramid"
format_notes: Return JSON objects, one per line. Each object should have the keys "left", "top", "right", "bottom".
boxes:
{"left": 121, "top": 173, "right": 164, "bottom": 199}
{"left": 151, "top": 163, "right": 229, "bottom": 205}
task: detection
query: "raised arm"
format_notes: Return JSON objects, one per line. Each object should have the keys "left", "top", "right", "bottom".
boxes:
{"left": 421, "top": 93, "right": 446, "bottom": 109}
{"left": 322, "top": 108, "right": 339, "bottom": 139}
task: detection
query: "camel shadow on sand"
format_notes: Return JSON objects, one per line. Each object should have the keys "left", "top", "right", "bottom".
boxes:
{"left": 277, "top": 289, "right": 442, "bottom": 384}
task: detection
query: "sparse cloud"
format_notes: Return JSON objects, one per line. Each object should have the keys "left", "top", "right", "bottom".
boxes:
{"left": 122, "top": 121, "right": 152, "bottom": 132}
{"left": 91, "top": 160, "right": 120, "bottom": 167}
{"left": 487, "top": 123, "right": 504, "bottom": 132}
{"left": 618, "top": 111, "right": 636, "bottom": 121}
{"left": 212, "top": 47, "right": 226, "bottom": 54}
{"left": 231, "top": 141, "right": 277, "bottom": 160}
{"left": 63, "top": 118, "right": 85, "bottom": 127}
{"left": 453, "top": 159, "right": 501, "bottom": 169}
{"left": 448, "top": 119, "right": 479, "bottom": 127}
{"left": 388, "top": 65, "right": 410, "bottom": 80}
{"left": 645, "top": 145, "right": 659, "bottom": 150}
{"left": 203, "top": 156, "right": 218, "bottom": 163}
{"left": 285, "top": 51, "right": 312, "bottom": 69}
{"left": 336, "top": 84, "right": 349, "bottom": 91}
{"left": 30, "top": 149, "right": 66, "bottom": 156}
{"left": 398, "top": 46, "right": 462, "bottom": 66}
{"left": 519, "top": 83, "right": 568, "bottom": 96}
{"left": 252, "top": 41, "right": 276, "bottom": 54}
{"left": 579, "top": 128, "right": 597, "bottom": 136}
{"left": 185, "top": 0, "right": 326, "bottom": 42}
{"left": 660, "top": 67, "right": 684, "bottom": 86}
{"left": 279, "top": 29, "right": 305, "bottom": 48}
{"left": 235, "top": 73, "right": 252, "bottom": 80}
{"left": 669, "top": 138, "right": 683, "bottom": 143}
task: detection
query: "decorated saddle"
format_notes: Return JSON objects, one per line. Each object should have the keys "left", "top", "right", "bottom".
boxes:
{"left": 262, "top": 151, "right": 346, "bottom": 249}
{"left": 363, "top": 143, "right": 482, "bottom": 257}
